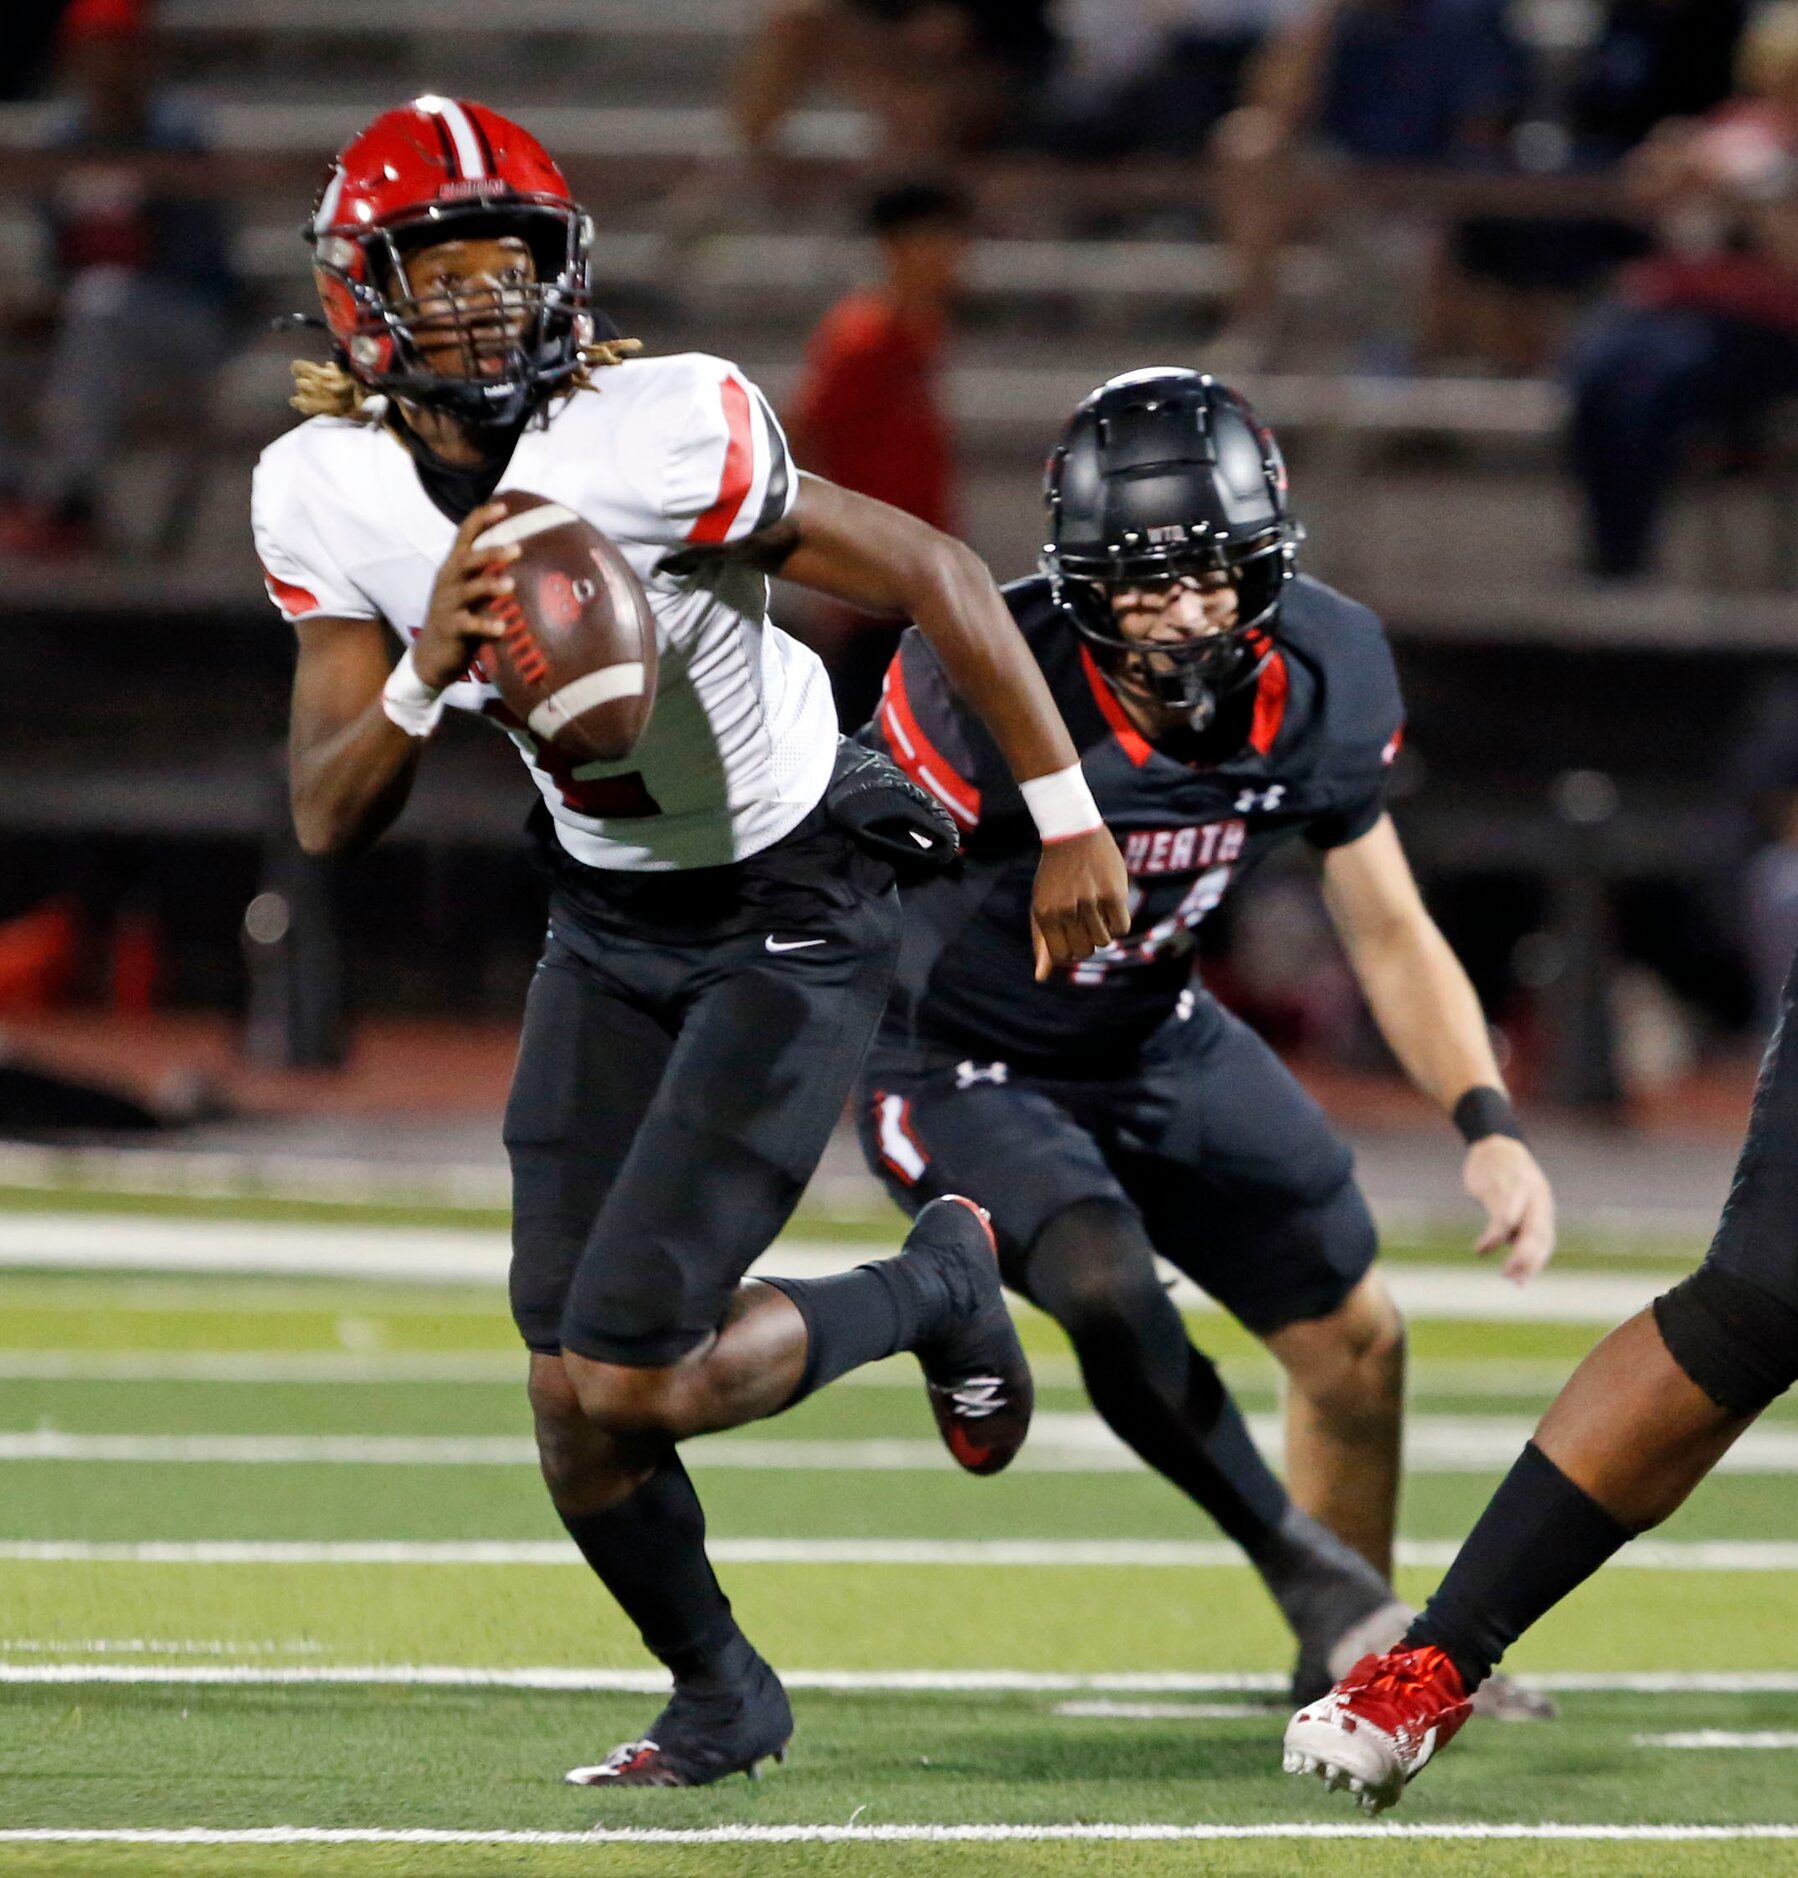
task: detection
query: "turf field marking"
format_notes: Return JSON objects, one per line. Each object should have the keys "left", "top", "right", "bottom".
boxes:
{"left": 0, "top": 1350, "right": 1590, "bottom": 1398}
{"left": 8, "top": 1419, "right": 1798, "bottom": 1474}
{"left": 5, "top": 1826, "right": 1798, "bottom": 1845}
{"left": 4, "top": 1537, "right": 1797, "bottom": 1571}
{"left": 0, "top": 1352, "right": 525, "bottom": 1382}
{"left": 0, "top": 1350, "right": 1037, "bottom": 1387}
{"left": 1053, "top": 1700, "right": 1281, "bottom": 1719}
{"left": 1637, "top": 1733, "right": 1798, "bottom": 1750}
{"left": 2, "top": 1665, "right": 1795, "bottom": 1694}
{"left": 0, "top": 1278, "right": 503, "bottom": 1316}
{"left": 0, "top": 1638, "right": 320, "bottom": 1657}
{"left": 0, "top": 1214, "right": 1677, "bottom": 1323}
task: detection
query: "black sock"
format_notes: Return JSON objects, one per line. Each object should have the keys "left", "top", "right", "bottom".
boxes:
{"left": 758, "top": 1256, "right": 931, "bottom": 1404}
{"left": 558, "top": 1452, "right": 752, "bottom": 1688}
{"left": 1405, "top": 1441, "right": 1635, "bottom": 1694}
{"left": 1026, "top": 1201, "right": 1290, "bottom": 1552}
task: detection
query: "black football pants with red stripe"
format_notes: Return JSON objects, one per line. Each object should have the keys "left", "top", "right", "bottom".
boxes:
{"left": 505, "top": 809, "right": 900, "bottom": 1366}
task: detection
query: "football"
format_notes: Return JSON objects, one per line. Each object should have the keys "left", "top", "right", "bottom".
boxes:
{"left": 471, "top": 490, "right": 657, "bottom": 764}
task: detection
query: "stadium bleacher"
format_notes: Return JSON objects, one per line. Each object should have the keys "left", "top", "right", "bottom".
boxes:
{"left": 0, "top": 0, "right": 1789, "bottom": 1094}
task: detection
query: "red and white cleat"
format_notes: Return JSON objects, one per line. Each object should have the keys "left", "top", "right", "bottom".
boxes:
{"left": 1282, "top": 1645, "right": 1474, "bottom": 1814}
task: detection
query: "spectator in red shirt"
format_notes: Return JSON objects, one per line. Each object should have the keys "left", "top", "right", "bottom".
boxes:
{"left": 788, "top": 179, "right": 972, "bottom": 721}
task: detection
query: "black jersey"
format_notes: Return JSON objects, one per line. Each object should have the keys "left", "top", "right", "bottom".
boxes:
{"left": 862, "top": 574, "right": 1405, "bottom": 1071}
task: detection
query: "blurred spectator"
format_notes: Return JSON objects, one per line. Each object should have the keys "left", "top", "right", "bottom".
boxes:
{"left": 1210, "top": 0, "right": 1525, "bottom": 366}
{"left": 786, "top": 180, "right": 971, "bottom": 723}
{"left": 0, "top": 899, "right": 78, "bottom": 1014}
{"left": 1566, "top": 2, "right": 1798, "bottom": 578}
{"left": 733, "top": 0, "right": 1055, "bottom": 169}
{"left": 1035, "top": 0, "right": 1306, "bottom": 160}
{"left": 1447, "top": 0, "right": 1749, "bottom": 374}
{"left": 0, "top": 0, "right": 240, "bottom": 559}
{"left": 1570, "top": 0, "right": 1750, "bottom": 164}
{"left": 0, "top": 0, "right": 74, "bottom": 103}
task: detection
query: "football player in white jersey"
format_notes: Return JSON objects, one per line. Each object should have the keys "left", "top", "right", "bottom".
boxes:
{"left": 252, "top": 97, "right": 1129, "bottom": 1789}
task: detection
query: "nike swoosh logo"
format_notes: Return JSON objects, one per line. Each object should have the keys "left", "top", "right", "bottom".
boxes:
{"left": 765, "top": 937, "right": 827, "bottom": 953}
{"left": 908, "top": 829, "right": 934, "bottom": 848}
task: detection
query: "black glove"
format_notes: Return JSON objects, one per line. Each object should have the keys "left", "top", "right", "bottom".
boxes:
{"left": 825, "top": 744, "right": 961, "bottom": 885}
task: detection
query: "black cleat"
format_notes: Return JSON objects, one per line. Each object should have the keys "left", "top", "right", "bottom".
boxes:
{"left": 903, "top": 1194, "right": 1033, "bottom": 1476}
{"left": 565, "top": 1652, "right": 793, "bottom": 1789}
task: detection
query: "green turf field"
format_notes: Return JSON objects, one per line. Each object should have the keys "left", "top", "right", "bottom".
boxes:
{"left": 4, "top": 1204, "right": 1798, "bottom": 1876}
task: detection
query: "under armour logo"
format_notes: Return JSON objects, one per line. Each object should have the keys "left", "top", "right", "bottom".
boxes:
{"left": 955, "top": 1060, "right": 1010, "bottom": 1089}
{"left": 1234, "top": 784, "right": 1287, "bottom": 814}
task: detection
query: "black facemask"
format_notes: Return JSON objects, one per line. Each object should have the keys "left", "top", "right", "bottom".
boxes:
{"left": 1049, "top": 533, "right": 1290, "bottom": 730}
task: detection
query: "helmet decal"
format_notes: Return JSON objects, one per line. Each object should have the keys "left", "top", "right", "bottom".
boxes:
{"left": 417, "top": 94, "right": 492, "bottom": 180}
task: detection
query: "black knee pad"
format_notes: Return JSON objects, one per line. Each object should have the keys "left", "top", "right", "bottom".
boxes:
{"left": 1652, "top": 1264, "right": 1798, "bottom": 1415}
{"left": 1024, "top": 1198, "right": 1168, "bottom": 1337}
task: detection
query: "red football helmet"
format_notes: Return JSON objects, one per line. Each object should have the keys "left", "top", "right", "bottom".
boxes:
{"left": 306, "top": 96, "right": 596, "bottom": 427}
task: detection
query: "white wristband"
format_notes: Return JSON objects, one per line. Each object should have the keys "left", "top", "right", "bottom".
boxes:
{"left": 1020, "top": 762, "right": 1102, "bottom": 844}
{"left": 381, "top": 646, "right": 447, "bottom": 739}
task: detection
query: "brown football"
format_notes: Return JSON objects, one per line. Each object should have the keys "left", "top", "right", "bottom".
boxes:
{"left": 471, "top": 490, "right": 657, "bottom": 764}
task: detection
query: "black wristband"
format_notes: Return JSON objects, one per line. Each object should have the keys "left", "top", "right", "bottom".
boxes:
{"left": 1453, "top": 1085, "right": 1524, "bottom": 1146}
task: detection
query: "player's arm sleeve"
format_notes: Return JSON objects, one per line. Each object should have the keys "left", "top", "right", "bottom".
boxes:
{"left": 862, "top": 626, "right": 1026, "bottom": 838}
{"left": 1305, "top": 610, "right": 1407, "bottom": 851}
{"left": 251, "top": 452, "right": 381, "bottom": 628}
{"left": 658, "top": 358, "right": 798, "bottom": 548}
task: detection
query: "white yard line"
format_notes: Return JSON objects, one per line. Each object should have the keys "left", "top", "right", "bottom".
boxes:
{"left": 6, "top": 1414, "right": 1798, "bottom": 1474}
{"left": 3, "top": 1536, "right": 1798, "bottom": 1570}
{"left": 1054, "top": 1700, "right": 1281, "bottom": 1719}
{"left": 2, "top": 1664, "right": 1796, "bottom": 1694}
{"left": 0, "top": 1352, "right": 524, "bottom": 1383}
{"left": 0, "top": 1215, "right": 512, "bottom": 1284}
{"left": 1638, "top": 1733, "right": 1798, "bottom": 1750}
{"left": 0, "top": 1143, "right": 515, "bottom": 1210}
{"left": 0, "top": 1349, "right": 1598, "bottom": 1400}
{"left": 0, "top": 1350, "right": 953, "bottom": 1386}
{"left": 0, "top": 1637, "right": 321, "bottom": 1656}
{"left": 0, "top": 1213, "right": 1677, "bottom": 1323}
{"left": 2, "top": 1825, "right": 1797, "bottom": 1845}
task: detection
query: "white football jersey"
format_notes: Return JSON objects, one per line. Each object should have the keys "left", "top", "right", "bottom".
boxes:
{"left": 251, "top": 352, "right": 838, "bottom": 871}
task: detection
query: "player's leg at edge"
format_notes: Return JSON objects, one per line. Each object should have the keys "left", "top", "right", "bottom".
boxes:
{"left": 1285, "top": 955, "right": 1798, "bottom": 1812}
{"left": 547, "top": 1194, "right": 1029, "bottom": 1789}
{"left": 1018, "top": 1199, "right": 1412, "bottom": 1697}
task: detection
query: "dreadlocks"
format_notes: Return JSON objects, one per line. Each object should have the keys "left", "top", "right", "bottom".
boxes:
{"left": 288, "top": 335, "right": 644, "bottom": 421}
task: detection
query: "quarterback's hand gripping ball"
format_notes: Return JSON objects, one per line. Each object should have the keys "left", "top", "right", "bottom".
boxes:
{"left": 472, "top": 491, "right": 658, "bottom": 763}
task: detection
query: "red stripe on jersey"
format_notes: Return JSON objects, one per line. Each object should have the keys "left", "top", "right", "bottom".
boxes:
{"left": 263, "top": 568, "right": 322, "bottom": 619}
{"left": 1078, "top": 646, "right": 1152, "bottom": 768}
{"left": 878, "top": 655, "right": 981, "bottom": 827}
{"left": 1248, "top": 648, "right": 1289, "bottom": 756}
{"left": 685, "top": 374, "right": 755, "bottom": 544}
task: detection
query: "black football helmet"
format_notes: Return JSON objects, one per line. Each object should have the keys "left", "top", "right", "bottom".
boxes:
{"left": 1042, "top": 368, "right": 1300, "bottom": 727}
